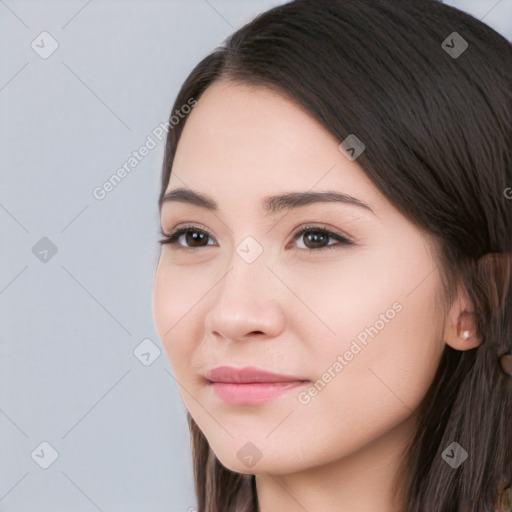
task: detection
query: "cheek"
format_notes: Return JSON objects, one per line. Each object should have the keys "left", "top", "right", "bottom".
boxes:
{"left": 295, "top": 289, "right": 443, "bottom": 465}
{"left": 282, "top": 243, "right": 444, "bottom": 427}
{"left": 305, "top": 262, "right": 443, "bottom": 425}
{"left": 152, "top": 260, "right": 204, "bottom": 373}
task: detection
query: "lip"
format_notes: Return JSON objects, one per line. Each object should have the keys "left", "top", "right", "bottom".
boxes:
{"left": 206, "top": 366, "right": 309, "bottom": 405}
{"left": 206, "top": 365, "right": 305, "bottom": 383}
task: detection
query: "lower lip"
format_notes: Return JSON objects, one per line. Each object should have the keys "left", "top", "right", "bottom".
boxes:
{"left": 209, "top": 381, "right": 307, "bottom": 405}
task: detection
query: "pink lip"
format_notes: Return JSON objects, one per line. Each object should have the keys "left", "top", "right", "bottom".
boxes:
{"left": 206, "top": 366, "right": 309, "bottom": 405}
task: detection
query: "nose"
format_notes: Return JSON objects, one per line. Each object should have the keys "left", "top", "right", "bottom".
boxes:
{"left": 203, "top": 252, "right": 287, "bottom": 344}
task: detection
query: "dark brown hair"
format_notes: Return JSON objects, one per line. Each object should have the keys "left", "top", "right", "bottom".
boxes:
{"left": 157, "top": 1, "right": 512, "bottom": 510}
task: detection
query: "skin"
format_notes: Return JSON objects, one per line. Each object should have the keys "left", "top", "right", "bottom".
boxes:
{"left": 152, "top": 80, "right": 482, "bottom": 512}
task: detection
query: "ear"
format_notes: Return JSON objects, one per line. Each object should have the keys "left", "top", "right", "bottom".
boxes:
{"left": 443, "top": 284, "right": 483, "bottom": 351}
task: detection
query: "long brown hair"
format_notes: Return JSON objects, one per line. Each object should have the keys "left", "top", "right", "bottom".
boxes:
{"left": 157, "top": 1, "right": 512, "bottom": 510}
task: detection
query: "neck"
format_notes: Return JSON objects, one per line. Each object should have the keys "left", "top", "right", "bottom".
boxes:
{"left": 255, "top": 414, "right": 415, "bottom": 512}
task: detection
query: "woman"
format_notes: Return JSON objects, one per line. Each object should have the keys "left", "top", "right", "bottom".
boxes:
{"left": 152, "top": 0, "right": 512, "bottom": 510}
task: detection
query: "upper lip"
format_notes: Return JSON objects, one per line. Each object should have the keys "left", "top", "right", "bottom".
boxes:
{"left": 206, "top": 366, "right": 307, "bottom": 383}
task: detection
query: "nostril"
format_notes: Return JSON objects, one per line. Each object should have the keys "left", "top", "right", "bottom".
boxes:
{"left": 241, "top": 331, "right": 264, "bottom": 340}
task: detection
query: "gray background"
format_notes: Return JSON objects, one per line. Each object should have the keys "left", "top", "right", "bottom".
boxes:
{"left": 1, "top": 1, "right": 510, "bottom": 511}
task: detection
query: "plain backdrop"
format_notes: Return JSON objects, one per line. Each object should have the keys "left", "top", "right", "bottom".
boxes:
{"left": 1, "top": 1, "right": 511, "bottom": 511}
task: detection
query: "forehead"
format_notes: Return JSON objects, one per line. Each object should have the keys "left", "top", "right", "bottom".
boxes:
{"left": 171, "top": 80, "right": 336, "bottom": 175}
{"left": 164, "top": 80, "right": 381, "bottom": 216}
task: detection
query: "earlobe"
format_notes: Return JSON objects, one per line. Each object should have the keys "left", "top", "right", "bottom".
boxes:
{"left": 443, "top": 287, "right": 483, "bottom": 351}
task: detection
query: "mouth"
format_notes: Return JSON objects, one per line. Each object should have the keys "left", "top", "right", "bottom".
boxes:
{"left": 205, "top": 366, "right": 309, "bottom": 405}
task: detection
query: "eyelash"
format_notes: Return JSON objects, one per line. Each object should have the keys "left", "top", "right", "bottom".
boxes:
{"left": 158, "top": 224, "right": 354, "bottom": 253}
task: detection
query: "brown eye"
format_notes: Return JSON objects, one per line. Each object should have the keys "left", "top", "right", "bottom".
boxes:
{"left": 158, "top": 226, "right": 216, "bottom": 250}
{"left": 301, "top": 229, "right": 330, "bottom": 249}
{"left": 182, "top": 229, "right": 209, "bottom": 247}
{"left": 293, "top": 226, "right": 354, "bottom": 251}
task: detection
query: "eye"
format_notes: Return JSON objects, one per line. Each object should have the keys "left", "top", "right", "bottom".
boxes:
{"left": 158, "top": 224, "right": 354, "bottom": 252}
{"left": 158, "top": 225, "right": 215, "bottom": 252}
{"left": 291, "top": 225, "right": 354, "bottom": 251}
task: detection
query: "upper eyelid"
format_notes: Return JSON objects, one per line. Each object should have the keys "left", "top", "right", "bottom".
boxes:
{"left": 168, "top": 224, "right": 215, "bottom": 243}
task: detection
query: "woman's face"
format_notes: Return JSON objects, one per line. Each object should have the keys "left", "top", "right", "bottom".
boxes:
{"left": 153, "top": 80, "right": 447, "bottom": 475}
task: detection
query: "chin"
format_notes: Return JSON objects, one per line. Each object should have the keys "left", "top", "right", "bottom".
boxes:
{"left": 210, "top": 441, "right": 301, "bottom": 476}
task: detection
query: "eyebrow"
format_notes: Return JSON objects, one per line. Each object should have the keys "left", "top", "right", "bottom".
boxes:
{"left": 159, "top": 187, "right": 376, "bottom": 216}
